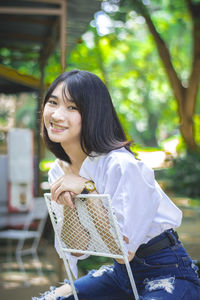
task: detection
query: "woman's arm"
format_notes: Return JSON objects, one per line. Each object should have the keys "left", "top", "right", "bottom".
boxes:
{"left": 51, "top": 161, "right": 91, "bottom": 256}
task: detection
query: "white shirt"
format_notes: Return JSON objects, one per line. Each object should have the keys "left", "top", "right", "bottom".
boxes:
{"left": 48, "top": 147, "right": 182, "bottom": 277}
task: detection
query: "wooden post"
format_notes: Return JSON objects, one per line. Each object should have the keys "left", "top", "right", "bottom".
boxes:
{"left": 36, "top": 57, "right": 46, "bottom": 197}
{"left": 60, "top": 0, "right": 67, "bottom": 72}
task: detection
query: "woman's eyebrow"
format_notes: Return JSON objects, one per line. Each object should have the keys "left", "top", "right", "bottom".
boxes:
{"left": 49, "top": 94, "right": 73, "bottom": 103}
{"left": 49, "top": 95, "right": 58, "bottom": 99}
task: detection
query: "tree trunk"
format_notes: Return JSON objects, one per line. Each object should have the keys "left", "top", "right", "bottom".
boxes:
{"left": 176, "top": 87, "right": 197, "bottom": 151}
{"left": 180, "top": 115, "right": 196, "bottom": 151}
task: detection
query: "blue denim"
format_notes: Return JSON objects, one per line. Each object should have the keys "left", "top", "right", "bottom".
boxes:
{"left": 58, "top": 229, "right": 200, "bottom": 299}
{"left": 57, "top": 229, "right": 200, "bottom": 300}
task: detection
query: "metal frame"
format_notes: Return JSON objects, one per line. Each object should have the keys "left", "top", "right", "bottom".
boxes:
{"left": 44, "top": 193, "right": 139, "bottom": 300}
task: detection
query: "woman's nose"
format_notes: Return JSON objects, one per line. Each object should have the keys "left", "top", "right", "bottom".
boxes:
{"left": 51, "top": 107, "right": 66, "bottom": 121}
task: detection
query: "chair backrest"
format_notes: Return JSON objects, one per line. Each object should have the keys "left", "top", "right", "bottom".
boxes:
{"left": 44, "top": 193, "right": 139, "bottom": 300}
{"left": 44, "top": 193, "right": 126, "bottom": 260}
{"left": 23, "top": 197, "right": 48, "bottom": 235}
{"left": 0, "top": 155, "right": 8, "bottom": 212}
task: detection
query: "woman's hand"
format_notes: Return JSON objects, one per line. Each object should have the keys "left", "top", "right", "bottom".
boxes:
{"left": 50, "top": 174, "right": 87, "bottom": 208}
{"left": 55, "top": 191, "right": 75, "bottom": 208}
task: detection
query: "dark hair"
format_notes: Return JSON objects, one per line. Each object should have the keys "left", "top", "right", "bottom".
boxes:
{"left": 42, "top": 69, "right": 132, "bottom": 163}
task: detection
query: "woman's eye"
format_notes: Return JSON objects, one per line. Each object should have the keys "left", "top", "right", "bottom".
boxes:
{"left": 68, "top": 106, "right": 77, "bottom": 110}
{"left": 47, "top": 99, "right": 57, "bottom": 105}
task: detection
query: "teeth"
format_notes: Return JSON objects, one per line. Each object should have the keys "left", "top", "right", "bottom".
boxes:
{"left": 51, "top": 123, "right": 66, "bottom": 130}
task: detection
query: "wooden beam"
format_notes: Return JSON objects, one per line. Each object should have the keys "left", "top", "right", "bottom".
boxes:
{"left": 0, "top": 14, "right": 55, "bottom": 26}
{"left": 26, "top": 0, "right": 63, "bottom": 4}
{"left": 0, "top": 64, "right": 43, "bottom": 89}
{"left": 0, "top": 32, "right": 44, "bottom": 42}
{"left": 36, "top": 54, "right": 46, "bottom": 197}
{"left": 60, "top": 0, "right": 67, "bottom": 72}
{"left": 0, "top": 7, "right": 62, "bottom": 16}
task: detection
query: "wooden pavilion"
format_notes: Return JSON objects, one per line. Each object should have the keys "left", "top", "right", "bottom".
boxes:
{"left": 0, "top": 0, "right": 101, "bottom": 195}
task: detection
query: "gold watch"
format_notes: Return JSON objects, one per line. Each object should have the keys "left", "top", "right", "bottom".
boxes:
{"left": 81, "top": 180, "right": 96, "bottom": 194}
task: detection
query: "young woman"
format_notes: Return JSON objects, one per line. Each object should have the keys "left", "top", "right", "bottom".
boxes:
{"left": 33, "top": 70, "right": 200, "bottom": 300}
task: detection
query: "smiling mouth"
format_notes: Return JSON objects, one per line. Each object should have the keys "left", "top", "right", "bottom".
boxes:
{"left": 50, "top": 122, "right": 68, "bottom": 130}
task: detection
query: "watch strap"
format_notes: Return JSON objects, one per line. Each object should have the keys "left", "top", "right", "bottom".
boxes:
{"left": 81, "top": 188, "right": 89, "bottom": 194}
{"left": 80, "top": 180, "right": 95, "bottom": 194}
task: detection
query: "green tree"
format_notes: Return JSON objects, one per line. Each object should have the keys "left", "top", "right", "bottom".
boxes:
{"left": 109, "top": 0, "right": 200, "bottom": 151}
{"left": 68, "top": 24, "right": 178, "bottom": 147}
{"left": 0, "top": 5, "right": 183, "bottom": 149}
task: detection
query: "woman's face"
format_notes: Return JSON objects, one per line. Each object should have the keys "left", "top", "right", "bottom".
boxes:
{"left": 43, "top": 82, "right": 82, "bottom": 149}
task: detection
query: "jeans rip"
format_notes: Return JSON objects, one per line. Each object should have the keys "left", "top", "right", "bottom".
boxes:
{"left": 143, "top": 276, "right": 175, "bottom": 294}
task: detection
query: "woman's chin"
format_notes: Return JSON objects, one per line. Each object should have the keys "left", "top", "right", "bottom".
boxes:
{"left": 48, "top": 133, "right": 64, "bottom": 143}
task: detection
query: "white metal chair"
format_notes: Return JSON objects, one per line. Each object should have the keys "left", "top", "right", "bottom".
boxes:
{"left": 44, "top": 193, "right": 139, "bottom": 300}
{"left": 0, "top": 197, "right": 48, "bottom": 284}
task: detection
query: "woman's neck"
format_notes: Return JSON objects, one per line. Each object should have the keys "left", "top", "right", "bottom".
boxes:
{"left": 61, "top": 143, "right": 87, "bottom": 175}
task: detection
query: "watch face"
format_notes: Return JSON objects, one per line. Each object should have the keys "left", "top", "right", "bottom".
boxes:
{"left": 85, "top": 181, "right": 95, "bottom": 191}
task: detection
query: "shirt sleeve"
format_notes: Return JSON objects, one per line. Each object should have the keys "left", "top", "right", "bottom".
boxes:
{"left": 102, "top": 153, "right": 161, "bottom": 253}
{"left": 48, "top": 160, "right": 89, "bottom": 278}
{"left": 48, "top": 160, "right": 64, "bottom": 184}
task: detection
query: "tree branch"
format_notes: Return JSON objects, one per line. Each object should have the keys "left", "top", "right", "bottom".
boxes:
{"left": 132, "top": 0, "right": 185, "bottom": 108}
{"left": 185, "top": 0, "right": 193, "bottom": 14}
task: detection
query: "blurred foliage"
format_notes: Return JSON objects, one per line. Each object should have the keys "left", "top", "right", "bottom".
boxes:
{"left": 112, "top": 0, "right": 192, "bottom": 81}
{"left": 63, "top": 0, "right": 198, "bottom": 148}
{"left": 39, "top": 159, "right": 54, "bottom": 172}
{"left": 15, "top": 94, "right": 38, "bottom": 130}
{"left": 66, "top": 26, "right": 178, "bottom": 147}
{"left": 0, "top": 106, "right": 10, "bottom": 125}
{"left": 0, "top": 47, "right": 40, "bottom": 78}
{"left": 0, "top": 0, "right": 199, "bottom": 151}
{"left": 78, "top": 256, "right": 112, "bottom": 275}
{"left": 165, "top": 152, "right": 200, "bottom": 198}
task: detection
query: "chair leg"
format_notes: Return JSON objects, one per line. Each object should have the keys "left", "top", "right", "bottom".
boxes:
{"left": 6, "top": 239, "right": 13, "bottom": 265}
{"left": 62, "top": 255, "right": 79, "bottom": 300}
{"left": 32, "top": 250, "right": 44, "bottom": 277}
{"left": 16, "top": 252, "right": 29, "bottom": 285}
{"left": 124, "top": 257, "right": 139, "bottom": 300}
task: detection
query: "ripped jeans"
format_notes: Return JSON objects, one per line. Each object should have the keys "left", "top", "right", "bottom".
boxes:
{"left": 59, "top": 229, "right": 200, "bottom": 300}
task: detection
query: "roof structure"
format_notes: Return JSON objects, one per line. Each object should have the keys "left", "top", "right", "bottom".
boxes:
{"left": 0, "top": 65, "right": 43, "bottom": 94}
{"left": 0, "top": 0, "right": 101, "bottom": 93}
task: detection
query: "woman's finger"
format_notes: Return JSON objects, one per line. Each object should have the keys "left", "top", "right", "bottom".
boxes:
{"left": 53, "top": 184, "right": 68, "bottom": 201}
{"left": 56, "top": 197, "right": 63, "bottom": 205}
{"left": 56, "top": 192, "right": 74, "bottom": 208}
{"left": 56, "top": 192, "right": 67, "bottom": 204}
{"left": 50, "top": 176, "right": 64, "bottom": 198}
{"left": 51, "top": 180, "right": 66, "bottom": 201}
{"left": 63, "top": 192, "right": 74, "bottom": 208}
